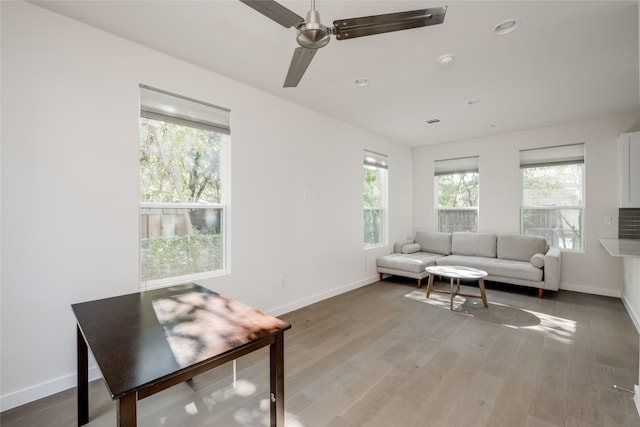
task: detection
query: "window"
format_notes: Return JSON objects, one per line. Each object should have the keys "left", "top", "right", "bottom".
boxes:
{"left": 435, "top": 156, "right": 479, "bottom": 232}
{"left": 364, "top": 150, "right": 388, "bottom": 247}
{"left": 520, "top": 144, "right": 584, "bottom": 250}
{"left": 139, "top": 86, "right": 230, "bottom": 287}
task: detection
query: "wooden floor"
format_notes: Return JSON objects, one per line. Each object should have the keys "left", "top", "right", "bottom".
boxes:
{"left": 3, "top": 278, "right": 640, "bottom": 426}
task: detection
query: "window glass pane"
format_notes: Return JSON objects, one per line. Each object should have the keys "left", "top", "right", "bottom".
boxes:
{"left": 364, "top": 166, "right": 382, "bottom": 208}
{"left": 364, "top": 209, "right": 382, "bottom": 245}
{"left": 140, "top": 207, "right": 223, "bottom": 281}
{"left": 437, "top": 173, "right": 479, "bottom": 207}
{"left": 437, "top": 208, "right": 478, "bottom": 233}
{"left": 140, "top": 117, "right": 226, "bottom": 203}
{"left": 522, "top": 207, "right": 581, "bottom": 249}
{"left": 522, "top": 164, "right": 583, "bottom": 207}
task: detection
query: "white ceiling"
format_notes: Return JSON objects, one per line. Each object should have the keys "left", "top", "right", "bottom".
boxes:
{"left": 31, "top": 0, "right": 640, "bottom": 147}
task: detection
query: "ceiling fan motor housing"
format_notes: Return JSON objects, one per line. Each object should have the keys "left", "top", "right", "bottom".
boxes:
{"left": 296, "top": 9, "right": 331, "bottom": 49}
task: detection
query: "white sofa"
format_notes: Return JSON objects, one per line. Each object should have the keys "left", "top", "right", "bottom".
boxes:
{"left": 376, "top": 231, "right": 561, "bottom": 298}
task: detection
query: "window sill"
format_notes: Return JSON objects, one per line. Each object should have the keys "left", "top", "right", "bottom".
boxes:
{"left": 141, "top": 269, "right": 230, "bottom": 290}
{"left": 364, "top": 244, "right": 387, "bottom": 251}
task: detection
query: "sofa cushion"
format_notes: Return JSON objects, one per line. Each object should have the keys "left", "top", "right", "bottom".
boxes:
{"left": 401, "top": 243, "right": 421, "bottom": 254}
{"left": 377, "top": 252, "right": 444, "bottom": 274}
{"left": 414, "top": 231, "right": 452, "bottom": 255}
{"left": 497, "top": 234, "right": 548, "bottom": 262}
{"left": 451, "top": 232, "right": 497, "bottom": 258}
{"left": 436, "top": 255, "right": 543, "bottom": 282}
{"left": 530, "top": 253, "right": 545, "bottom": 268}
{"left": 394, "top": 239, "right": 414, "bottom": 254}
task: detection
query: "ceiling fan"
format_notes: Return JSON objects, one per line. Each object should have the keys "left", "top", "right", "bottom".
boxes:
{"left": 239, "top": 0, "right": 447, "bottom": 87}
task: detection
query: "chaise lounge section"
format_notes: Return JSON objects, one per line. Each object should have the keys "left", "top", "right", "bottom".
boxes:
{"left": 376, "top": 231, "right": 561, "bottom": 297}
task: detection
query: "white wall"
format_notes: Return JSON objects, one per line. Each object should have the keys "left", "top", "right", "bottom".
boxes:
{"left": 0, "top": 2, "right": 414, "bottom": 410}
{"left": 413, "top": 114, "right": 640, "bottom": 297}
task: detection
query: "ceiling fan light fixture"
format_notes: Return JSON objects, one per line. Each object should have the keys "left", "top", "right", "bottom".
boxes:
{"left": 494, "top": 19, "right": 519, "bottom": 35}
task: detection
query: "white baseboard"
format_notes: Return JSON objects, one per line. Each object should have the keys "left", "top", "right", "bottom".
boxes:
{"left": 267, "top": 275, "right": 379, "bottom": 317}
{"left": 622, "top": 294, "right": 640, "bottom": 334}
{"left": 1, "top": 366, "right": 101, "bottom": 412}
{"left": 635, "top": 385, "right": 640, "bottom": 419}
{"left": 559, "top": 282, "right": 623, "bottom": 298}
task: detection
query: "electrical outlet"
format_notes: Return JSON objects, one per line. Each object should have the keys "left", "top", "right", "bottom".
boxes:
{"left": 279, "top": 275, "right": 286, "bottom": 287}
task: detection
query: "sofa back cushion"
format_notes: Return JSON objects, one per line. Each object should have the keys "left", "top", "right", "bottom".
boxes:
{"left": 451, "top": 232, "right": 497, "bottom": 258}
{"left": 414, "top": 231, "right": 452, "bottom": 255}
{"left": 497, "top": 234, "right": 548, "bottom": 262}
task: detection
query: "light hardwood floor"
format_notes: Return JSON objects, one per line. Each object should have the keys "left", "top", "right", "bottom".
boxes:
{"left": 2, "top": 278, "right": 639, "bottom": 426}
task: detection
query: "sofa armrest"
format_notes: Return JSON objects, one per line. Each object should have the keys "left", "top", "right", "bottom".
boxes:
{"left": 393, "top": 239, "right": 415, "bottom": 253}
{"left": 543, "top": 247, "right": 562, "bottom": 290}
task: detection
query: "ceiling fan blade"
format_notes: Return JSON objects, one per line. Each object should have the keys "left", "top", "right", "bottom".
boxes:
{"left": 283, "top": 47, "right": 317, "bottom": 88}
{"left": 333, "top": 6, "right": 447, "bottom": 40}
{"left": 239, "top": 0, "right": 305, "bottom": 28}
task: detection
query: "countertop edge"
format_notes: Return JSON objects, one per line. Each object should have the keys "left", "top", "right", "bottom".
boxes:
{"left": 599, "top": 238, "right": 640, "bottom": 258}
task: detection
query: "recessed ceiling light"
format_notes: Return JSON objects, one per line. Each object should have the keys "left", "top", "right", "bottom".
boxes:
{"left": 354, "top": 78, "right": 369, "bottom": 87}
{"left": 494, "top": 19, "right": 519, "bottom": 35}
{"left": 426, "top": 118, "right": 441, "bottom": 124}
{"left": 467, "top": 99, "right": 481, "bottom": 105}
{"left": 438, "top": 54, "right": 455, "bottom": 67}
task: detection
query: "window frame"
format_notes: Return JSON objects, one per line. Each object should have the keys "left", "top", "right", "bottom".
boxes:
{"left": 434, "top": 156, "right": 479, "bottom": 233}
{"left": 139, "top": 85, "right": 231, "bottom": 289}
{"left": 519, "top": 144, "right": 585, "bottom": 252}
{"left": 363, "top": 150, "right": 388, "bottom": 249}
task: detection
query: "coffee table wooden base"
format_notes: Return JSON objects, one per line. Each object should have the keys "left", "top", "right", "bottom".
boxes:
{"left": 425, "top": 266, "right": 488, "bottom": 311}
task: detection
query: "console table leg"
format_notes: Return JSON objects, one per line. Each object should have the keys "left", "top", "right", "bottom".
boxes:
{"left": 270, "top": 333, "right": 285, "bottom": 427}
{"left": 77, "top": 326, "right": 89, "bottom": 426}
{"left": 117, "top": 393, "right": 137, "bottom": 427}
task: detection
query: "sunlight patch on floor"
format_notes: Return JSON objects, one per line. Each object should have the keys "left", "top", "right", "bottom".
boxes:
{"left": 404, "top": 289, "right": 577, "bottom": 344}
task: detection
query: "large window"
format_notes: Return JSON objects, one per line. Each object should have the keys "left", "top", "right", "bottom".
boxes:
{"left": 364, "top": 150, "right": 388, "bottom": 247}
{"left": 435, "top": 156, "right": 479, "bottom": 232}
{"left": 139, "top": 86, "right": 230, "bottom": 287}
{"left": 520, "top": 144, "right": 584, "bottom": 250}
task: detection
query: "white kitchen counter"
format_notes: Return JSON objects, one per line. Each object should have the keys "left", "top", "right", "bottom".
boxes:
{"left": 600, "top": 238, "right": 640, "bottom": 257}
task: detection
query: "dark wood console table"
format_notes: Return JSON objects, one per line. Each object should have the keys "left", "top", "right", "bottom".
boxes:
{"left": 72, "top": 283, "right": 291, "bottom": 427}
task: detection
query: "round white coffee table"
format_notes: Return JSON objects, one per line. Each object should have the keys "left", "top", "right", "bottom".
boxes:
{"left": 425, "top": 265, "right": 488, "bottom": 311}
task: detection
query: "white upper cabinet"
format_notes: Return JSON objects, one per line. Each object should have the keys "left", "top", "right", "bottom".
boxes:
{"left": 619, "top": 131, "right": 640, "bottom": 207}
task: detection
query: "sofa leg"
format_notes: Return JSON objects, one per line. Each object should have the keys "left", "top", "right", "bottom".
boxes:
{"left": 538, "top": 288, "right": 543, "bottom": 298}
{"left": 417, "top": 278, "right": 422, "bottom": 288}
{"left": 379, "top": 273, "right": 383, "bottom": 281}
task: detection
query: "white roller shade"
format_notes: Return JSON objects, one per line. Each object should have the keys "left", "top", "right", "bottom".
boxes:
{"left": 434, "top": 156, "right": 478, "bottom": 176}
{"left": 520, "top": 143, "right": 584, "bottom": 168}
{"left": 140, "top": 85, "right": 230, "bottom": 135}
{"left": 364, "top": 150, "right": 388, "bottom": 169}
